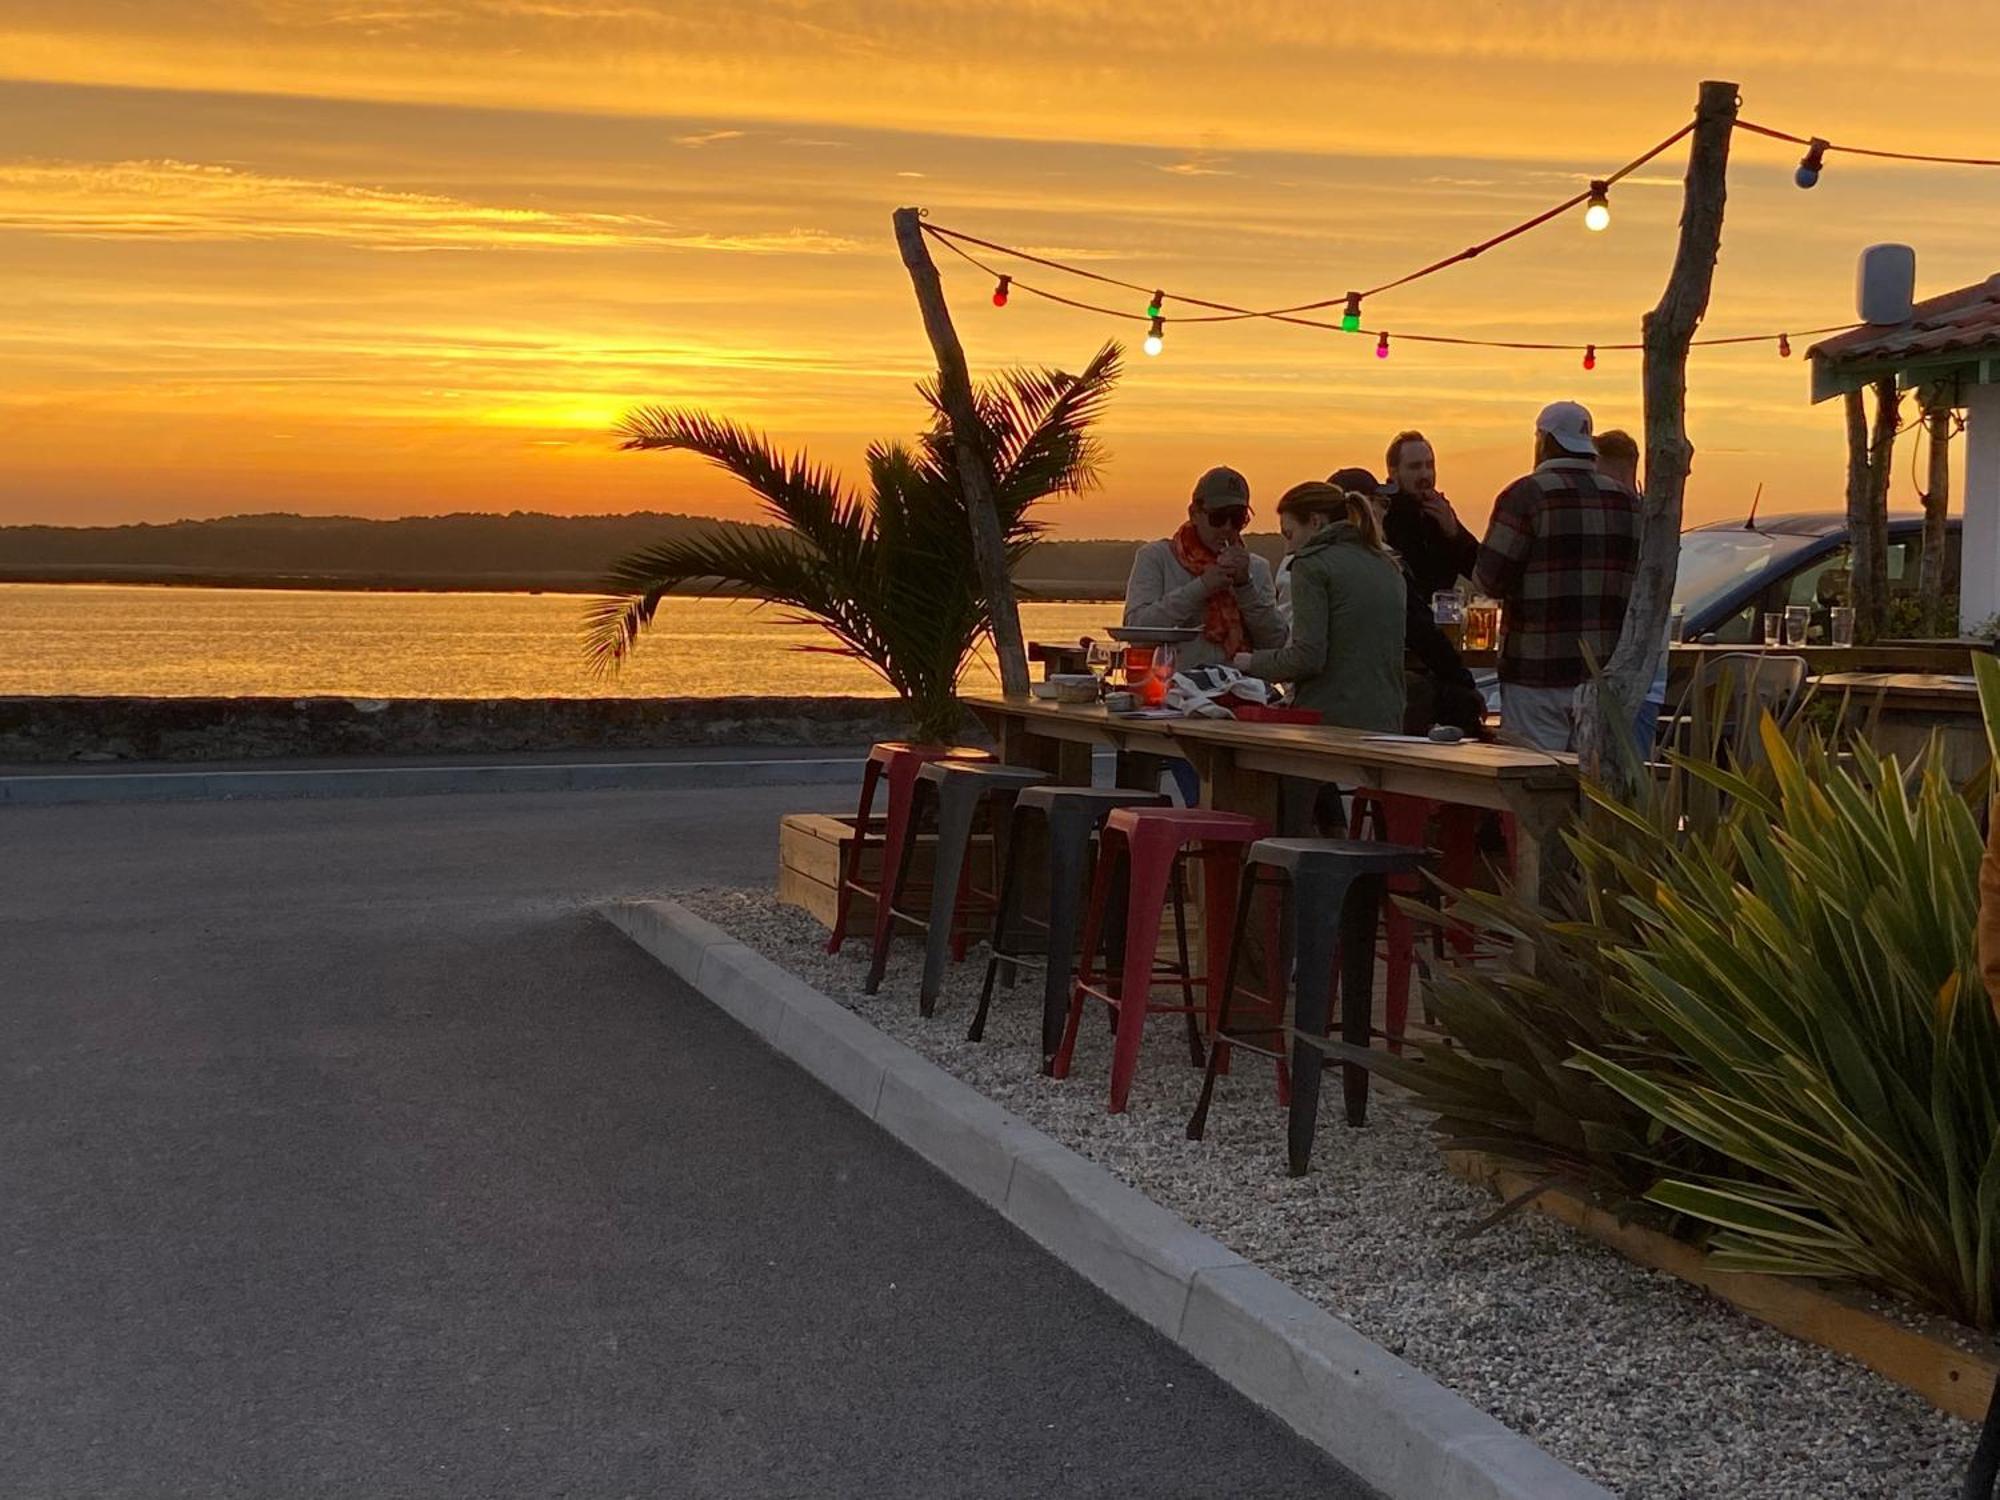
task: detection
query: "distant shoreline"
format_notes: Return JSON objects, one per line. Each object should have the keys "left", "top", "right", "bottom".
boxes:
{"left": 0, "top": 567, "right": 1129, "bottom": 602}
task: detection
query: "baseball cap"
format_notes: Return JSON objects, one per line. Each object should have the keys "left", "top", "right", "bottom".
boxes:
{"left": 1190, "top": 465, "right": 1252, "bottom": 512}
{"left": 1326, "top": 466, "right": 1381, "bottom": 496}
{"left": 1535, "top": 400, "right": 1597, "bottom": 457}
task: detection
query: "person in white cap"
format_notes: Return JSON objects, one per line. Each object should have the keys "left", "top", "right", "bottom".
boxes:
{"left": 1472, "top": 401, "right": 1642, "bottom": 751}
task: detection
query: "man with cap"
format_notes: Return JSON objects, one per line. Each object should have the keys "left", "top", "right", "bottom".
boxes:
{"left": 1473, "top": 401, "right": 1642, "bottom": 751}
{"left": 1123, "top": 465, "right": 1287, "bottom": 672}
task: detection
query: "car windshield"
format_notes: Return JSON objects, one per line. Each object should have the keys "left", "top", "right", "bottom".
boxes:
{"left": 1671, "top": 529, "right": 1821, "bottom": 622}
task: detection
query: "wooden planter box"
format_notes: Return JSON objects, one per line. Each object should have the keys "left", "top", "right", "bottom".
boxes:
{"left": 778, "top": 812, "right": 995, "bottom": 936}
{"left": 1447, "top": 1151, "right": 2000, "bottom": 1421}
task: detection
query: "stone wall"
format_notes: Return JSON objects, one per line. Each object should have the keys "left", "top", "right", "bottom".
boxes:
{"left": 0, "top": 696, "right": 926, "bottom": 764}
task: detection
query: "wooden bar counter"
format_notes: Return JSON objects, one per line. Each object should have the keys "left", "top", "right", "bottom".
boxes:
{"left": 965, "top": 695, "right": 1578, "bottom": 912}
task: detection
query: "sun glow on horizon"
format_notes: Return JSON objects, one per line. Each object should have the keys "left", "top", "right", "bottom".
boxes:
{"left": 3, "top": 0, "right": 1993, "bottom": 534}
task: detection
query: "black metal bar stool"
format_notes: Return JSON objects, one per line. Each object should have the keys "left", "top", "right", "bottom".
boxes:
{"left": 1186, "top": 836, "right": 1428, "bottom": 1176}
{"left": 967, "top": 784, "right": 1169, "bottom": 1067}
{"left": 866, "top": 760, "right": 1050, "bottom": 1012}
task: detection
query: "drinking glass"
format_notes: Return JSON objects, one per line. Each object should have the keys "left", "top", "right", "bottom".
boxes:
{"left": 1432, "top": 590, "right": 1465, "bottom": 649}
{"left": 1085, "top": 639, "right": 1117, "bottom": 697}
{"left": 1828, "top": 606, "right": 1856, "bottom": 648}
{"left": 1142, "top": 642, "right": 1177, "bottom": 707}
{"left": 1465, "top": 598, "right": 1501, "bottom": 652}
{"left": 1783, "top": 605, "right": 1811, "bottom": 648}
{"left": 1761, "top": 612, "right": 1782, "bottom": 647}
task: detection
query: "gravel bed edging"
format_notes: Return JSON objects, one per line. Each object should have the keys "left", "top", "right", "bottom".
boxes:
{"left": 600, "top": 896, "right": 1612, "bottom": 1500}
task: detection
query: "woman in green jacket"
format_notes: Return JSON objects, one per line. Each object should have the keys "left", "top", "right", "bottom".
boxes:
{"left": 1232, "top": 480, "right": 1407, "bottom": 732}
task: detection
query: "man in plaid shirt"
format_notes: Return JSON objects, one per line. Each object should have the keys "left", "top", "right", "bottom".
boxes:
{"left": 1473, "top": 401, "right": 1641, "bottom": 751}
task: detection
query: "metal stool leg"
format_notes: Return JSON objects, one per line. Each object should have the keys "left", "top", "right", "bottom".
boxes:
{"left": 1964, "top": 1372, "right": 2000, "bottom": 1499}
{"left": 917, "top": 777, "right": 983, "bottom": 1016}
{"left": 864, "top": 778, "right": 928, "bottom": 995}
{"left": 1339, "top": 873, "right": 1383, "bottom": 1128}
{"left": 1286, "top": 868, "right": 1353, "bottom": 1177}
{"left": 1170, "top": 858, "right": 1203, "bottom": 1067}
{"left": 969, "top": 802, "right": 1030, "bottom": 1043}
{"left": 1187, "top": 867, "right": 1262, "bottom": 1141}
{"left": 1037, "top": 810, "right": 1093, "bottom": 1062}
{"left": 826, "top": 755, "right": 883, "bottom": 954}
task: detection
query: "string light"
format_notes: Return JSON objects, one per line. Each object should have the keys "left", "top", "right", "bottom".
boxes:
{"left": 920, "top": 221, "right": 1852, "bottom": 359}
{"left": 1584, "top": 181, "right": 1611, "bottom": 232}
{"left": 1583, "top": 344, "right": 1597, "bottom": 371}
{"left": 1778, "top": 332, "right": 1792, "bottom": 357}
{"left": 1375, "top": 331, "right": 1390, "bottom": 359}
{"left": 1144, "top": 314, "right": 1165, "bottom": 357}
{"left": 991, "top": 274, "right": 1011, "bottom": 307}
{"left": 1146, "top": 289, "right": 1165, "bottom": 318}
{"left": 1795, "top": 137, "right": 1829, "bottom": 189}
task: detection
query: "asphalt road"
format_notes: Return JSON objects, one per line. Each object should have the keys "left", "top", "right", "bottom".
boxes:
{"left": 2, "top": 787, "right": 1370, "bottom": 1498}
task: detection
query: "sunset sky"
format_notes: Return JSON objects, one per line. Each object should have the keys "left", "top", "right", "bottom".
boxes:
{"left": 6, "top": 1, "right": 1998, "bottom": 537}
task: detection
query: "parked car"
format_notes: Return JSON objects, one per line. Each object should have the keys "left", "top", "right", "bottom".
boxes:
{"left": 1468, "top": 511, "right": 1963, "bottom": 713}
{"left": 1671, "top": 510, "right": 1962, "bottom": 643}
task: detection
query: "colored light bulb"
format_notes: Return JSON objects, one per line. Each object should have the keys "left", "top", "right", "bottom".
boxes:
{"left": 1375, "top": 331, "right": 1389, "bottom": 359}
{"left": 1583, "top": 344, "right": 1596, "bottom": 371}
{"left": 1584, "top": 180, "right": 1610, "bottom": 232}
{"left": 1144, "top": 314, "right": 1165, "bottom": 357}
{"left": 991, "top": 275, "right": 1010, "bottom": 307}
{"left": 1795, "top": 138, "right": 1828, "bottom": 189}
{"left": 1146, "top": 289, "right": 1164, "bottom": 319}
{"left": 1341, "top": 292, "right": 1362, "bottom": 333}
{"left": 1778, "top": 332, "right": 1792, "bottom": 357}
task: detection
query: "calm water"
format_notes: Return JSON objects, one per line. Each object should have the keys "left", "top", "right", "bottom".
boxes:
{"left": 0, "top": 585, "right": 1118, "bottom": 698}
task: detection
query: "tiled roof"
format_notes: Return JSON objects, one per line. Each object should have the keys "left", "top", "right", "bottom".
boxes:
{"left": 1808, "top": 273, "right": 2000, "bottom": 366}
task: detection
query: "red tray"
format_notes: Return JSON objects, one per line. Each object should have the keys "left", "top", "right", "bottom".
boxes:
{"left": 1221, "top": 699, "right": 1322, "bottom": 725}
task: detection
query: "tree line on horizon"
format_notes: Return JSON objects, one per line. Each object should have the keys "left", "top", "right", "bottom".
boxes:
{"left": 0, "top": 509, "right": 1178, "bottom": 595}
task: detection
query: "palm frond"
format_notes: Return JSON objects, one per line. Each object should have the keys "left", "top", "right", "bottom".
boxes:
{"left": 615, "top": 406, "right": 869, "bottom": 566}
{"left": 584, "top": 527, "right": 893, "bottom": 684}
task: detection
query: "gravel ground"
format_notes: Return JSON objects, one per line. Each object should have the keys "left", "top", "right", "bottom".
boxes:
{"left": 671, "top": 886, "right": 1979, "bottom": 1500}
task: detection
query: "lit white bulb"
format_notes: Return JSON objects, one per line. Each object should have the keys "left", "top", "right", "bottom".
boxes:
{"left": 1584, "top": 200, "right": 1610, "bottom": 232}
{"left": 1143, "top": 333, "right": 1163, "bottom": 357}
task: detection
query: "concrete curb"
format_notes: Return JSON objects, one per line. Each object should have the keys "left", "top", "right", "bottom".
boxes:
{"left": 601, "top": 897, "right": 1613, "bottom": 1500}
{"left": 0, "top": 755, "right": 865, "bottom": 807}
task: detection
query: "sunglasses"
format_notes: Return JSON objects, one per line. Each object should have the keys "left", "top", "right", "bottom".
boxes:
{"left": 1206, "top": 506, "right": 1252, "bottom": 529}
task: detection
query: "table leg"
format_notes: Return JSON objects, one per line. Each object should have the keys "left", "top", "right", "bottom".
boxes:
{"left": 1493, "top": 785, "right": 1573, "bottom": 973}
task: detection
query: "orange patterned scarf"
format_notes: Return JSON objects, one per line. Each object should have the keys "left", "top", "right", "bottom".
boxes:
{"left": 1169, "top": 521, "right": 1249, "bottom": 657}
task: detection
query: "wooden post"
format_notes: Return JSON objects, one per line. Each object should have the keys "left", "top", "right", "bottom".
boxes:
{"left": 891, "top": 206, "right": 1031, "bottom": 698}
{"left": 1578, "top": 79, "right": 1738, "bottom": 783}
{"left": 1846, "top": 375, "right": 1899, "bottom": 643}
{"left": 1919, "top": 395, "right": 1953, "bottom": 627}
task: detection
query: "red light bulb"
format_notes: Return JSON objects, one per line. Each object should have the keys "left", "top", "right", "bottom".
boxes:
{"left": 1583, "top": 344, "right": 1597, "bottom": 371}
{"left": 1778, "top": 332, "right": 1791, "bottom": 357}
{"left": 991, "top": 275, "right": 1011, "bottom": 308}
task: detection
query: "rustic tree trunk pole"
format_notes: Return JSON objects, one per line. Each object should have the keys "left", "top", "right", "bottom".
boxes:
{"left": 1578, "top": 79, "right": 1738, "bottom": 783}
{"left": 891, "top": 207, "right": 1031, "bottom": 699}
{"left": 1842, "top": 388, "right": 1872, "bottom": 637}
{"left": 1848, "top": 375, "right": 1899, "bottom": 642}
{"left": 1920, "top": 395, "right": 1953, "bottom": 630}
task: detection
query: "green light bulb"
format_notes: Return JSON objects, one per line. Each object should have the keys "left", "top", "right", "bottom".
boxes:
{"left": 1340, "top": 292, "right": 1362, "bottom": 333}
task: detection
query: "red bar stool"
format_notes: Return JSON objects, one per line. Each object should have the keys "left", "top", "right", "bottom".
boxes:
{"left": 1346, "top": 792, "right": 1512, "bottom": 1048}
{"left": 825, "top": 741, "right": 991, "bottom": 956}
{"left": 1051, "top": 806, "right": 1270, "bottom": 1114}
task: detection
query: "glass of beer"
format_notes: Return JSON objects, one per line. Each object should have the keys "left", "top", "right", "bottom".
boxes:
{"left": 1464, "top": 598, "right": 1501, "bottom": 653}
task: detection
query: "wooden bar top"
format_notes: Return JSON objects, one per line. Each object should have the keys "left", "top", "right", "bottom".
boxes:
{"left": 965, "top": 694, "right": 1577, "bottom": 786}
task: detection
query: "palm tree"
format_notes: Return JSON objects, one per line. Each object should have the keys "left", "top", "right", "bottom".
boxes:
{"left": 585, "top": 341, "right": 1120, "bottom": 743}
